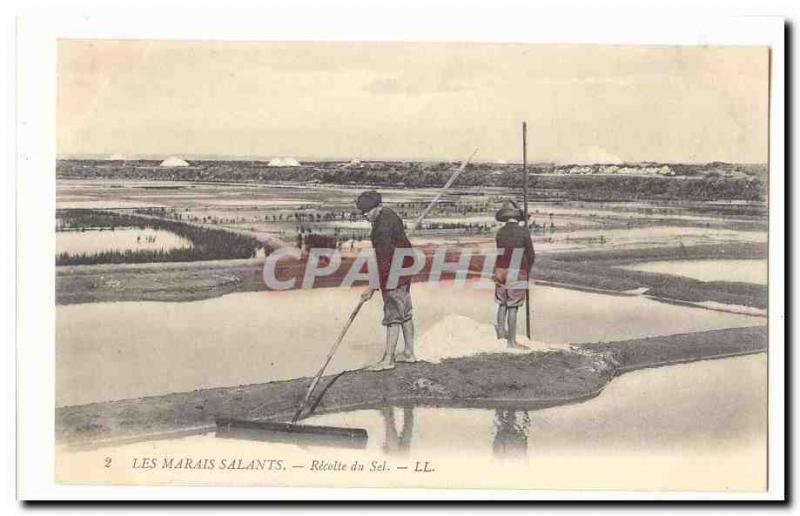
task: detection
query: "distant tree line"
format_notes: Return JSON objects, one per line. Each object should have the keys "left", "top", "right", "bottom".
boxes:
{"left": 56, "top": 209, "right": 263, "bottom": 265}
{"left": 56, "top": 160, "right": 767, "bottom": 202}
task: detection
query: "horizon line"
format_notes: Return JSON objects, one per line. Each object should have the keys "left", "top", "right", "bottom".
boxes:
{"left": 55, "top": 154, "right": 767, "bottom": 166}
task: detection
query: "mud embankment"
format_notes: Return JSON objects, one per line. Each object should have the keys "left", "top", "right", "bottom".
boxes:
{"left": 55, "top": 242, "right": 768, "bottom": 308}
{"left": 55, "top": 325, "right": 767, "bottom": 445}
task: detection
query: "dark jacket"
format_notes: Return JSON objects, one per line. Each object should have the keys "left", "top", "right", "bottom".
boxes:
{"left": 370, "top": 207, "right": 413, "bottom": 289}
{"left": 495, "top": 221, "right": 535, "bottom": 272}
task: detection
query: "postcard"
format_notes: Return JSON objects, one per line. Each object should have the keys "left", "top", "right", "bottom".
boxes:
{"left": 15, "top": 9, "right": 786, "bottom": 501}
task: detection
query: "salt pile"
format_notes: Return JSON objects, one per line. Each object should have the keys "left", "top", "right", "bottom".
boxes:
{"left": 414, "top": 314, "right": 562, "bottom": 364}
{"left": 159, "top": 156, "right": 190, "bottom": 167}
{"left": 267, "top": 157, "right": 301, "bottom": 167}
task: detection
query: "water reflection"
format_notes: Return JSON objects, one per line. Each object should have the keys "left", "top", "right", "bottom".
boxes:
{"left": 380, "top": 406, "right": 414, "bottom": 457}
{"left": 58, "top": 356, "right": 766, "bottom": 491}
{"left": 492, "top": 410, "right": 530, "bottom": 460}
{"left": 374, "top": 405, "right": 531, "bottom": 461}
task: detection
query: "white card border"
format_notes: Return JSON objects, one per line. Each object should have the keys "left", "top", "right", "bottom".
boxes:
{"left": 14, "top": 3, "right": 786, "bottom": 501}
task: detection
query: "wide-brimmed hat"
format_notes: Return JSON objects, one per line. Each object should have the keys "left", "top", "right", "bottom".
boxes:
{"left": 495, "top": 200, "right": 523, "bottom": 222}
{"left": 356, "top": 190, "right": 382, "bottom": 212}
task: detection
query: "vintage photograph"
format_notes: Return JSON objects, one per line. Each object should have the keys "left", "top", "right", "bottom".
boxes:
{"left": 52, "top": 39, "right": 771, "bottom": 491}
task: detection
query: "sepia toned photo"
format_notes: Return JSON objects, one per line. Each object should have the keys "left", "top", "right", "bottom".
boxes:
{"left": 49, "top": 38, "right": 774, "bottom": 493}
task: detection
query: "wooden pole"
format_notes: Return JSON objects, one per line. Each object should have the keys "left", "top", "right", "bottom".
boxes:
{"left": 522, "top": 122, "right": 531, "bottom": 340}
{"left": 411, "top": 148, "right": 479, "bottom": 233}
{"left": 292, "top": 296, "right": 367, "bottom": 423}
{"left": 294, "top": 148, "right": 478, "bottom": 422}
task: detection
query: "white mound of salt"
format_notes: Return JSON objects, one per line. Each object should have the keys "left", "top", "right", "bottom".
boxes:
{"left": 414, "top": 314, "right": 562, "bottom": 364}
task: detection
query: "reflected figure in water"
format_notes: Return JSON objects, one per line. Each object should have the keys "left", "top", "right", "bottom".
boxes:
{"left": 380, "top": 406, "right": 414, "bottom": 456}
{"left": 492, "top": 409, "right": 530, "bottom": 460}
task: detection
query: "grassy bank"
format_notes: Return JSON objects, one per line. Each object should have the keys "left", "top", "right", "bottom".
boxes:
{"left": 55, "top": 242, "right": 768, "bottom": 308}
{"left": 546, "top": 241, "right": 767, "bottom": 263}
{"left": 532, "top": 244, "right": 768, "bottom": 309}
{"left": 56, "top": 209, "right": 264, "bottom": 265}
{"left": 55, "top": 325, "right": 767, "bottom": 444}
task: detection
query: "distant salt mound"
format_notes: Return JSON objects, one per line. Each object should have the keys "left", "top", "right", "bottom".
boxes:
{"left": 415, "top": 314, "right": 560, "bottom": 364}
{"left": 160, "top": 156, "right": 190, "bottom": 167}
{"left": 571, "top": 145, "right": 622, "bottom": 165}
{"left": 342, "top": 158, "right": 361, "bottom": 168}
{"left": 106, "top": 154, "right": 126, "bottom": 161}
{"left": 268, "top": 157, "right": 301, "bottom": 167}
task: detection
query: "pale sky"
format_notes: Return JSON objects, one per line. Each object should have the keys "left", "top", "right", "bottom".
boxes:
{"left": 57, "top": 40, "right": 769, "bottom": 163}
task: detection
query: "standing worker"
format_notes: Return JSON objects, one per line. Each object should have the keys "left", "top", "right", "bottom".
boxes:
{"left": 493, "top": 200, "right": 535, "bottom": 350}
{"left": 356, "top": 190, "right": 417, "bottom": 371}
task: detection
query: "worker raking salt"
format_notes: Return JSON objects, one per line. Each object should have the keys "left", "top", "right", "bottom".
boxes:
{"left": 493, "top": 200, "right": 535, "bottom": 350}
{"left": 356, "top": 190, "right": 417, "bottom": 371}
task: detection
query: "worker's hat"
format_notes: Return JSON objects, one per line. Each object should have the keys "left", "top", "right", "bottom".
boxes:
{"left": 495, "top": 200, "right": 524, "bottom": 222}
{"left": 355, "top": 190, "right": 382, "bottom": 213}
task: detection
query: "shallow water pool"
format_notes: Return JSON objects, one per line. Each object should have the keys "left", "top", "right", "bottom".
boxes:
{"left": 56, "top": 281, "right": 765, "bottom": 406}
{"left": 57, "top": 354, "right": 767, "bottom": 491}
{"left": 56, "top": 227, "right": 193, "bottom": 256}
{"left": 306, "top": 354, "right": 766, "bottom": 459}
{"left": 620, "top": 259, "right": 768, "bottom": 285}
